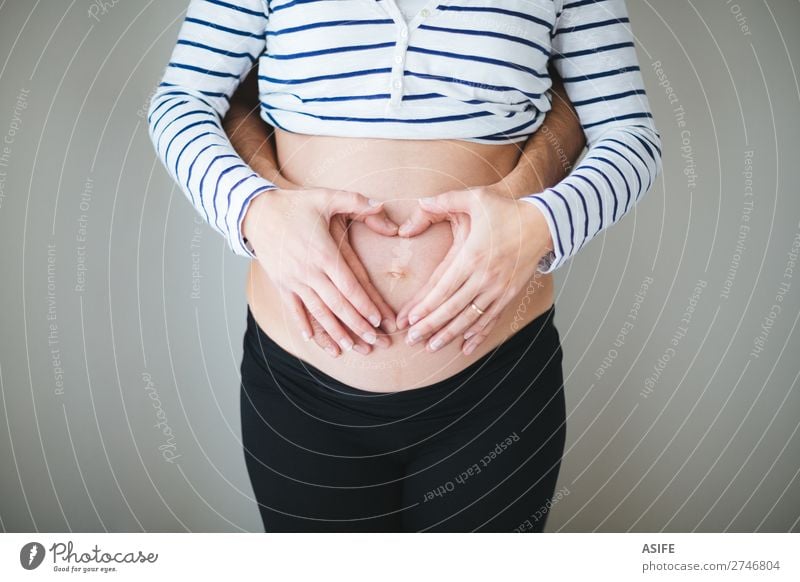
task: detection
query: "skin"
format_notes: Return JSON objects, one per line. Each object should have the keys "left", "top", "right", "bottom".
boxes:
{"left": 242, "top": 186, "right": 397, "bottom": 354}
{"left": 225, "top": 66, "right": 585, "bottom": 358}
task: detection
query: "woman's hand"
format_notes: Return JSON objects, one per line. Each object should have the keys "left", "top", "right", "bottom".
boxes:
{"left": 394, "top": 186, "right": 553, "bottom": 355}
{"left": 324, "top": 212, "right": 397, "bottom": 355}
{"left": 297, "top": 213, "right": 397, "bottom": 357}
{"left": 243, "top": 187, "right": 399, "bottom": 355}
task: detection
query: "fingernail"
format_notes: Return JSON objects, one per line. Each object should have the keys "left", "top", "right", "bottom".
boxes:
{"left": 408, "top": 314, "right": 419, "bottom": 326}
{"left": 302, "top": 330, "right": 311, "bottom": 342}
{"left": 464, "top": 342, "right": 476, "bottom": 355}
{"left": 369, "top": 315, "right": 382, "bottom": 327}
{"left": 464, "top": 331, "right": 476, "bottom": 340}
{"left": 353, "top": 344, "right": 370, "bottom": 355}
{"left": 407, "top": 329, "right": 421, "bottom": 345}
{"left": 398, "top": 223, "right": 409, "bottom": 236}
{"left": 368, "top": 198, "right": 381, "bottom": 207}
{"left": 340, "top": 337, "right": 354, "bottom": 351}
{"left": 362, "top": 332, "right": 377, "bottom": 345}
{"left": 429, "top": 338, "right": 443, "bottom": 351}
{"left": 326, "top": 346, "right": 339, "bottom": 357}
{"left": 382, "top": 318, "right": 397, "bottom": 333}
{"left": 420, "top": 196, "right": 435, "bottom": 206}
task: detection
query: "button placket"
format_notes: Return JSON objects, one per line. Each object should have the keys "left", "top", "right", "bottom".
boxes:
{"left": 389, "top": 26, "right": 408, "bottom": 105}
{"left": 377, "top": 0, "right": 440, "bottom": 107}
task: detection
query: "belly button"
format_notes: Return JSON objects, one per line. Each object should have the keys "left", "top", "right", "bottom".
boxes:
{"left": 387, "top": 270, "right": 405, "bottom": 279}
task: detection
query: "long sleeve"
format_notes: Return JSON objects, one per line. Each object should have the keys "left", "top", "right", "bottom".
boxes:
{"left": 522, "top": 0, "right": 663, "bottom": 274}
{"left": 146, "top": 0, "right": 275, "bottom": 258}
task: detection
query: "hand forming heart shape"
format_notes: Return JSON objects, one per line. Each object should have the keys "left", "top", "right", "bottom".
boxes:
{"left": 320, "top": 184, "right": 553, "bottom": 357}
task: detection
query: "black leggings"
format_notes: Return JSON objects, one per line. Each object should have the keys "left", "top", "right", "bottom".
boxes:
{"left": 239, "top": 304, "right": 567, "bottom": 532}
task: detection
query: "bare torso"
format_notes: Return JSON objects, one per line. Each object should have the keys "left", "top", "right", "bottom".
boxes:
{"left": 245, "top": 127, "right": 554, "bottom": 392}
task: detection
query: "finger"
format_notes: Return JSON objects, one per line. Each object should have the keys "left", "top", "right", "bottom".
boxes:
{"left": 282, "top": 290, "right": 313, "bottom": 343}
{"left": 395, "top": 263, "right": 442, "bottom": 328}
{"left": 463, "top": 315, "right": 500, "bottom": 356}
{"left": 307, "top": 313, "right": 342, "bottom": 357}
{"left": 301, "top": 298, "right": 372, "bottom": 356}
{"left": 330, "top": 216, "right": 395, "bottom": 344}
{"left": 323, "top": 189, "right": 382, "bottom": 215}
{"left": 418, "top": 189, "right": 475, "bottom": 215}
{"left": 462, "top": 284, "right": 518, "bottom": 355}
{"left": 336, "top": 231, "right": 396, "bottom": 342}
{"left": 342, "top": 270, "right": 394, "bottom": 347}
{"left": 423, "top": 290, "right": 493, "bottom": 352}
{"left": 314, "top": 274, "right": 381, "bottom": 347}
{"left": 304, "top": 310, "right": 371, "bottom": 356}
{"left": 463, "top": 309, "right": 495, "bottom": 341}
{"left": 403, "top": 252, "right": 474, "bottom": 327}
{"left": 323, "top": 190, "right": 391, "bottom": 225}
{"left": 351, "top": 336, "right": 374, "bottom": 356}
{"left": 328, "top": 214, "right": 348, "bottom": 251}
{"left": 322, "top": 238, "right": 384, "bottom": 329}
{"left": 395, "top": 240, "right": 462, "bottom": 329}
{"left": 395, "top": 212, "right": 471, "bottom": 327}
{"left": 405, "top": 278, "right": 484, "bottom": 348}
{"left": 357, "top": 279, "right": 395, "bottom": 347}
{"left": 343, "top": 327, "right": 373, "bottom": 356}
{"left": 298, "top": 286, "right": 355, "bottom": 355}
{"left": 363, "top": 213, "right": 399, "bottom": 236}
{"left": 397, "top": 206, "right": 449, "bottom": 237}
{"left": 427, "top": 292, "right": 496, "bottom": 353}
{"left": 365, "top": 278, "right": 396, "bottom": 339}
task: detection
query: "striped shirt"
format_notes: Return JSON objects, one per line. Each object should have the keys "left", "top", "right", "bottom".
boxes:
{"left": 147, "top": 0, "right": 662, "bottom": 273}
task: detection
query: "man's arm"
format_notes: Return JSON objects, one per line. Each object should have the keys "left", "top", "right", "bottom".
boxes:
{"left": 484, "top": 67, "right": 586, "bottom": 269}
{"left": 224, "top": 67, "right": 586, "bottom": 201}
{"left": 221, "top": 66, "right": 290, "bottom": 189}
{"left": 521, "top": 0, "right": 663, "bottom": 274}
{"left": 492, "top": 66, "right": 586, "bottom": 199}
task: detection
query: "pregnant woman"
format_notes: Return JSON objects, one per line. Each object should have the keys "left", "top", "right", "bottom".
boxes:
{"left": 147, "top": 0, "right": 662, "bottom": 532}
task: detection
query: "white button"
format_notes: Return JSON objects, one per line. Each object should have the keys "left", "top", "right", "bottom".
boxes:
{"left": 393, "top": 80, "right": 402, "bottom": 89}
{"left": 394, "top": 54, "right": 403, "bottom": 64}
{"left": 400, "top": 29, "right": 408, "bottom": 39}
{"left": 420, "top": 8, "right": 429, "bottom": 17}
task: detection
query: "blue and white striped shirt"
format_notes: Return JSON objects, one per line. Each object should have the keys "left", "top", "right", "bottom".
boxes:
{"left": 147, "top": 0, "right": 662, "bottom": 273}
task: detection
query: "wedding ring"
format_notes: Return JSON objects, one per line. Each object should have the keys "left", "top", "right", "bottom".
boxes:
{"left": 470, "top": 302, "right": 485, "bottom": 316}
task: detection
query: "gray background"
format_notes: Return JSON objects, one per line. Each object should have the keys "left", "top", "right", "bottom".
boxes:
{"left": 0, "top": 0, "right": 798, "bottom": 532}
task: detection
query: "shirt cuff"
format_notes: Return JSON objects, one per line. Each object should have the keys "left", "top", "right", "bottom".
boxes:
{"left": 229, "top": 183, "right": 278, "bottom": 259}
{"left": 519, "top": 195, "right": 565, "bottom": 275}
{"left": 537, "top": 249, "right": 557, "bottom": 274}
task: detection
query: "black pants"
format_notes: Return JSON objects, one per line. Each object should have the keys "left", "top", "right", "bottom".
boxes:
{"left": 239, "top": 304, "right": 567, "bottom": 532}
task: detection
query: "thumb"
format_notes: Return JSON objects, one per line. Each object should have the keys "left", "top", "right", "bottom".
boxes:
{"left": 418, "top": 189, "right": 473, "bottom": 214}
{"left": 397, "top": 206, "right": 447, "bottom": 237}
{"left": 325, "top": 190, "right": 385, "bottom": 220}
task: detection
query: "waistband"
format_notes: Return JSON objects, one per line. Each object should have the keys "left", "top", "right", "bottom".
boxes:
{"left": 244, "top": 303, "right": 558, "bottom": 404}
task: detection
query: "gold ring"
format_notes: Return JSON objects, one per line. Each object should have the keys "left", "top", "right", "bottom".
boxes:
{"left": 470, "top": 302, "right": 485, "bottom": 316}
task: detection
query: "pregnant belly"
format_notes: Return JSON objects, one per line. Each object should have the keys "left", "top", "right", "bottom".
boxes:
{"left": 245, "top": 130, "right": 554, "bottom": 392}
{"left": 348, "top": 209, "right": 453, "bottom": 313}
